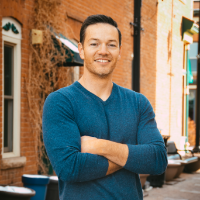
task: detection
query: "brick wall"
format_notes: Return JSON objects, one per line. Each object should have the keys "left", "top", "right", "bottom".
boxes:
{"left": 140, "top": 0, "right": 158, "bottom": 109}
{"left": 0, "top": 0, "right": 37, "bottom": 186}
{"left": 194, "top": 0, "right": 199, "bottom": 9}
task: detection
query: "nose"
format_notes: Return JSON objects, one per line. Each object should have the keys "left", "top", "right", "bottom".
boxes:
{"left": 98, "top": 43, "right": 109, "bottom": 55}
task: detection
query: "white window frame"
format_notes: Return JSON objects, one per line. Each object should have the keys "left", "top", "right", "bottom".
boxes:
{"left": 2, "top": 17, "right": 21, "bottom": 158}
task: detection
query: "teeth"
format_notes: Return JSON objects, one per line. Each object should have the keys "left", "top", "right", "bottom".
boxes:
{"left": 96, "top": 60, "right": 109, "bottom": 63}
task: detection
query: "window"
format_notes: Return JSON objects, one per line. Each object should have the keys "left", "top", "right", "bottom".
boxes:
{"left": 188, "top": 42, "right": 198, "bottom": 146}
{"left": 4, "top": 44, "right": 14, "bottom": 153}
{"left": 189, "top": 89, "right": 197, "bottom": 122}
{"left": 189, "top": 42, "right": 198, "bottom": 85}
{"left": 2, "top": 17, "right": 21, "bottom": 158}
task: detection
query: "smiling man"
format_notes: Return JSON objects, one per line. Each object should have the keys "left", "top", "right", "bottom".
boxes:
{"left": 42, "top": 15, "right": 167, "bottom": 200}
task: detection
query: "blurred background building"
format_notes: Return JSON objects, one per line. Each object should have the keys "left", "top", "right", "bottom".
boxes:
{"left": 0, "top": 0, "right": 199, "bottom": 186}
{"left": 188, "top": 0, "right": 199, "bottom": 147}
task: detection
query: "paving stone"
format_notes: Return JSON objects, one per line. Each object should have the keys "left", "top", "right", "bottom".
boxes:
{"left": 144, "top": 171, "right": 200, "bottom": 200}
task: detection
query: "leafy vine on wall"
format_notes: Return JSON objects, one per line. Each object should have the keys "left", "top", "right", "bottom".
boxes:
{"left": 26, "top": 0, "right": 74, "bottom": 174}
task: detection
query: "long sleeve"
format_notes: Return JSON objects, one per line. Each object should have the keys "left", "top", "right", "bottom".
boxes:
{"left": 124, "top": 94, "right": 168, "bottom": 175}
{"left": 42, "top": 91, "right": 108, "bottom": 183}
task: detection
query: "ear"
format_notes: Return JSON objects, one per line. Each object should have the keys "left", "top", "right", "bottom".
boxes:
{"left": 118, "top": 45, "right": 122, "bottom": 60}
{"left": 78, "top": 43, "right": 85, "bottom": 60}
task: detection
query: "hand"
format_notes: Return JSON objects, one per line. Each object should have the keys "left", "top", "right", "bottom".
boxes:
{"left": 81, "top": 136, "right": 99, "bottom": 154}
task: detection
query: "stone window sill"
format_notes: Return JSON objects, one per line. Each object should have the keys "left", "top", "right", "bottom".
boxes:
{"left": 1, "top": 156, "right": 26, "bottom": 170}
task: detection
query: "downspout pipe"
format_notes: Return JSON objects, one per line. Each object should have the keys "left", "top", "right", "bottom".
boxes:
{"left": 132, "top": 0, "right": 142, "bottom": 92}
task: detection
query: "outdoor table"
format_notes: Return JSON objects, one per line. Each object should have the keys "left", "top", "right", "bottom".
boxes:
{"left": 0, "top": 186, "right": 35, "bottom": 200}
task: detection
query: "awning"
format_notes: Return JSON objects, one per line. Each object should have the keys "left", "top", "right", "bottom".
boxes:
{"left": 53, "top": 33, "right": 83, "bottom": 67}
{"left": 182, "top": 17, "right": 199, "bottom": 44}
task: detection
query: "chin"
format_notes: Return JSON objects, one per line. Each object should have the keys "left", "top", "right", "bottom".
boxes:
{"left": 85, "top": 63, "right": 116, "bottom": 78}
{"left": 96, "top": 74, "right": 111, "bottom": 79}
{"left": 94, "top": 70, "right": 113, "bottom": 78}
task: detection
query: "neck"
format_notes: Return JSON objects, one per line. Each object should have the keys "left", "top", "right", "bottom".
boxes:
{"left": 78, "top": 72, "right": 113, "bottom": 101}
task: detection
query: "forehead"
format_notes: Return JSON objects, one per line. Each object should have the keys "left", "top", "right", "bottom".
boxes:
{"left": 84, "top": 23, "right": 119, "bottom": 42}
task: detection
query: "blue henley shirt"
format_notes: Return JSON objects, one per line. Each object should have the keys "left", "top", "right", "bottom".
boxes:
{"left": 42, "top": 81, "right": 167, "bottom": 200}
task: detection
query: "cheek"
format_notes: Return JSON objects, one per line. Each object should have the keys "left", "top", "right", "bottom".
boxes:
{"left": 111, "top": 50, "right": 120, "bottom": 58}
{"left": 84, "top": 54, "right": 94, "bottom": 65}
{"left": 112, "top": 53, "right": 120, "bottom": 61}
{"left": 84, "top": 50, "right": 95, "bottom": 59}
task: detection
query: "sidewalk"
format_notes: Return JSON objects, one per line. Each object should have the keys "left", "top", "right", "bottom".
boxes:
{"left": 144, "top": 170, "right": 200, "bottom": 200}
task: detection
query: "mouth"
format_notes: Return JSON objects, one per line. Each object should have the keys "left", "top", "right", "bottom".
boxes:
{"left": 94, "top": 59, "right": 111, "bottom": 63}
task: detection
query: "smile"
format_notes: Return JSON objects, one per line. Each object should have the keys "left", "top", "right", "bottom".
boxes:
{"left": 95, "top": 59, "right": 110, "bottom": 63}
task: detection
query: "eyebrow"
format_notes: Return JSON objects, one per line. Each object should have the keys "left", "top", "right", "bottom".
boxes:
{"left": 88, "top": 38, "right": 118, "bottom": 43}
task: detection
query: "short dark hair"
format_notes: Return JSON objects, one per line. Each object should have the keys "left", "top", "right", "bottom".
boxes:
{"left": 80, "top": 14, "right": 122, "bottom": 47}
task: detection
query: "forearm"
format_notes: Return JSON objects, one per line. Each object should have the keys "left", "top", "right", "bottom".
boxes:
{"left": 83, "top": 137, "right": 167, "bottom": 175}
{"left": 124, "top": 142, "right": 167, "bottom": 175}
{"left": 57, "top": 152, "right": 110, "bottom": 182}
{"left": 98, "top": 139, "right": 167, "bottom": 175}
{"left": 80, "top": 137, "right": 123, "bottom": 176}
{"left": 106, "top": 160, "right": 122, "bottom": 175}
{"left": 94, "top": 139, "right": 129, "bottom": 167}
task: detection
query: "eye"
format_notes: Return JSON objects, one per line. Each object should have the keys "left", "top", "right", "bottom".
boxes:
{"left": 108, "top": 44, "right": 116, "bottom": 47}
{"left": 90, "top": 43, "right": 98, "bottom": 46}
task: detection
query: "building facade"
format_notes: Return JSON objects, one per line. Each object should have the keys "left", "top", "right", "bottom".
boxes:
{"left": 0, "top": 0, "right": 194, "bottom": 186}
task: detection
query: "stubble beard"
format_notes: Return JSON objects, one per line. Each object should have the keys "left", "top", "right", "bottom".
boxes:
{"left": 85, "top": 61, "right": 117, "bottom": 79}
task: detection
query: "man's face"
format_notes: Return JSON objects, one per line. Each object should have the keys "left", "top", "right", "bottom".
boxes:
{"left": 78, "top": 23, "right": 121, "bottom": 78}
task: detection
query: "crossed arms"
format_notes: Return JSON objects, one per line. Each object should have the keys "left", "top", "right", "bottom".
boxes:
{"left": 42, "top": 91, "right": 167, "bottom": 183}
{"left": 81, "top": 136, "right": 129, "bottom": 175}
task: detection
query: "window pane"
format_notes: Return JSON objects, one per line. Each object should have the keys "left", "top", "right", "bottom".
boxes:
{"left": 4, "top": 45, "right": 13, "bottom": 96}
{"left": 189, "top": 59, "right": 197, "bottom": 84}
{"left": 4, "top": 99, "right": 13, "bottom": 152}
{"left": 188, "top": 42, "right": 198, "bottom": 58}
{"left": 188, "top": 89, "right": 196, "bottom": 147}
{"left": 189, "top": 89, "right": 196, "bottom": 122}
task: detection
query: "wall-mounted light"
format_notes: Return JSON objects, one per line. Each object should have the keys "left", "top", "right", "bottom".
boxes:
{"left": 32, "top": 29, "right": 43, "bottom": 44}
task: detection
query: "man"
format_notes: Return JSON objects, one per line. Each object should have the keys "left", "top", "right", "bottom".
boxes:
{"left": 42, "top": 14, "right": 167, "bottom": 200}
